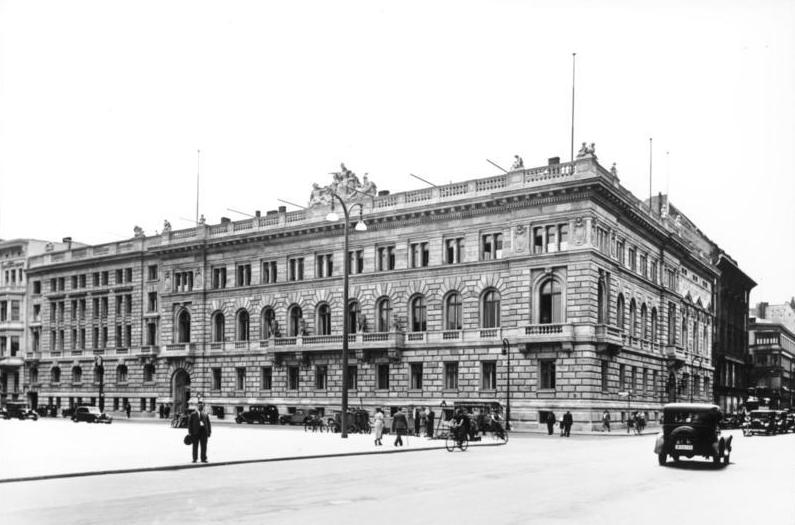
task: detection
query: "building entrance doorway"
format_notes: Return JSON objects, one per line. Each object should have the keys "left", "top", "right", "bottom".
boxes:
{"left": 172, "top": 369, "right": 191, "bottom": 415}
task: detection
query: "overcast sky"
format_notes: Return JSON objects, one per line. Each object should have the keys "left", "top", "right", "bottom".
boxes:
{"left": 1, "top": 0, "right": 793, "bottom": 303}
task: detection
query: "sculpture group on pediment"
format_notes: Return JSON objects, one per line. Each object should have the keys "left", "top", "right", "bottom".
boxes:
{"left": 133, "top": 225, "right": 145, "bottom": 238}
{"left": 576, "top": 142, "right": 597, "bottom": 158}
{"left": 511, "top": 155, "right": 524, "bottom": 170}
{"left": 308, "top": 163, "right": 378, "bottom": 207}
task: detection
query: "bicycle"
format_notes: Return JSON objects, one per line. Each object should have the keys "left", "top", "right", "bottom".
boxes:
{"left": 445, "top": 425, "right": 469, "bottom": 452}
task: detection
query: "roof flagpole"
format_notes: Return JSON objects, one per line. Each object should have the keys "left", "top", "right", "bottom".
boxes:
{"left": 570, "top": 52, "right": 576, "bottom": 163}
{"left": 196, "top": 149, "right": 201, "bottom": 225}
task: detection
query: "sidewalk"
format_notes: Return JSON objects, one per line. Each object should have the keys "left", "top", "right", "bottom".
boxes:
{"left": 0, "top": 418, "right": 504, "bottom": 483}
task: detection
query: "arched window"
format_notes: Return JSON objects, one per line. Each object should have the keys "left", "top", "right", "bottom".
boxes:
{"left": 261, "top": 307, "right": 276, "bottom": 339}
{"left": 617, "top": 294, "right": 625, "bottom": 330}
{"left": 212, "top": 312, "right": 225, "bottom": 343}
{"left": 288, "top": 305, "right": 303, "bottom": 337}
{"left": 177, "top": 309, "right": 191, "bottom": 343}
{"left": 482, "top": 289, "right": 501, "bottom": 327}
{"left": 597, "top": 279, "right": 607, "bottom": 324}
{"left": 72, "top": 365, "right": 82, "bottom": 384}
{"left": 651, "top": 307, "right": 658, "bottom": 344}
{"left": 51, "top": 366, "right": 61, "bottom": 383}
{"left": 445, "top": 292, "right": 462, "bottom": 330}
{"left": 348, "top": 300, "right": 361, "bottom": 334}
{"left": 539, "top": 281, "right": 560, "bottom": 324}
{"left": 640, "top": 303, "right": 648, "bottom": 340}
{"left": 116, "top": 364, "right": 128, "bottom": 383}
{"left": 410, "top": 295, "right": 426, "bottom": 332}
{"left": 316, "top": 303, "right": 331, "bottom": 336}
{"left": 629, "top": 299, "right": 637, "bottom": 337}
{"left": 376, "top": 298, "right": 391, "bottom": 332}
{"left": 237, "top": 310, "right": 250, "bottom": 341}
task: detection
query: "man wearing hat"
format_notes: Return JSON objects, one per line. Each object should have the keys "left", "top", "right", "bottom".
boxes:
{"left": 188, "top": 401, "right": 212, "bottom": 463}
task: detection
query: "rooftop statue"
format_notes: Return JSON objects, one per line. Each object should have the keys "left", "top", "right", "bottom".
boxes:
{"left": 511, "top": 155, "right": 524, "bottom": 170}
{"left": 576, "top": 142, "right": 597, "bottom": 159}
{"left": 162, "top": 220, "right": 172, "bottom": 233}
{"left": 309, "top": 163, "right": 378, "bottom": 207}
{"left": 133, "top": 225, "right": 144, "bottom": 238}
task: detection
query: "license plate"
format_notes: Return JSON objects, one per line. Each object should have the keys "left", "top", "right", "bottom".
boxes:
{"left": 675, "top": 444, "right": 693, "bottom": 450}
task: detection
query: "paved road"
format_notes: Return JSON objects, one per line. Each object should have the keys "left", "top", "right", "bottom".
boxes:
{"left": 1, "top": 424, "right": 793, "bottom": 525}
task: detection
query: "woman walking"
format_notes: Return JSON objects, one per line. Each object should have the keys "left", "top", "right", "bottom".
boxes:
{"left": 373, "top": 408, "right": 385, "bottom": 446}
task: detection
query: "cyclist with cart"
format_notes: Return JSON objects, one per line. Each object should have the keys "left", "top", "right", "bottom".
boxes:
{"left": 448, "top": 408, "right": 470, "bottom": 450}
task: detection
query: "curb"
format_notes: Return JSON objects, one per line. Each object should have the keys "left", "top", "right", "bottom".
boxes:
{"left": 0, "top": 440, "right": 505, "bottom": 485}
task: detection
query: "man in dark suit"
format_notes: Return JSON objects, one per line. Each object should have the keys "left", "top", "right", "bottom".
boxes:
{"left": 188, "top": 402, "right": 212, "bottom": 463}
{"left": 562, "top": 411, "right": 573, "bottom": 437}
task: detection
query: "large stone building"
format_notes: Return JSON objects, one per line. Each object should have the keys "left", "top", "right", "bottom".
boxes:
{"left": 24, "top": 145, "right": 736, "bottom": 430}
{"left": 748, "top": 301, "right": 795, "bottom": 409}
{"left": 1, "top": 238, "right": 73, "bottom": 408}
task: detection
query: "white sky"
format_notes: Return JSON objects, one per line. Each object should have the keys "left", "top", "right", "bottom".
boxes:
{"left": 1, "top": 0, "right": 793, "bottom": 303}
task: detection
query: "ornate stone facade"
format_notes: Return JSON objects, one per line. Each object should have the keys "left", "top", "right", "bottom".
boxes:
{"left": 23, "top": 152, "right": 743, "bottom": 431}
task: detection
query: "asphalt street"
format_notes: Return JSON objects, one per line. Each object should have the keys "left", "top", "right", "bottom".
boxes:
{"left": 1, "top": 420, "right": 793, "bottom": 525}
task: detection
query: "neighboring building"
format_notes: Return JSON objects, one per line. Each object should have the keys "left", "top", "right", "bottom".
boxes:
{"left": 713, "top": 253, "right": 756, "bottom": 413}
{"left": 748, "top": 301, "right": 795, "bottom": 409}
{"left": 1, "top": 238, "right": 73, "bottom": 409}
{"left": 26, "top": 144, "right": 733, "bottom": 430}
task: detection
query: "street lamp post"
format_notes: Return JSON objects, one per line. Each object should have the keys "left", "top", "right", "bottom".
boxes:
{"left": 501, "top": 338, "right": 511, "bottom": 430}
{"left": 619, "top": 391, "right": 631, "bottom": 433}
{"left": 94, "top": 355, "right": 104, "bottom": 411}
{"left": 326, "top": 192, "right": 366, "bottom": 439}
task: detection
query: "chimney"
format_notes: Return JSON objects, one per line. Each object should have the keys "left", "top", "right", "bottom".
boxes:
{"left": 377, "top": 190, "right": 390, "bottom": 196}
{"left": 548, "top": 157, "right": 560, "bottom": 166}
{"left": 255, "top": 210, "right": 261, "bottom": 218}
{"left": 266, "top": 210, "right": 279, "bottom": 216}
{"left": 757, "top": 302, "right": 768, "bottom": 319}
{"left": 220, "top": 217, "right": 231, "bottom": 224}
{"left": 278, "top": 206, "right": 286, "bottom": 213}
{"left": 62, "top": 237, "right": 73, "bottom": 250}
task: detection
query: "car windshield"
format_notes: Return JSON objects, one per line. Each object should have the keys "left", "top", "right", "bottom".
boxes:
{"left": 664, "top": 411, "right": 717, "bottom": 425}
{"left": 86, "top": 407, "right": 101, "bottom": 414}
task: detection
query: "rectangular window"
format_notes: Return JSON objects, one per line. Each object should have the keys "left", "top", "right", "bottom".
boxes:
{"left": 288, "top": 366, "right": 300, "bottom": 390}
{"left": 58, "top": 277, "right": 65, "bottom": 291}
{"left": 409, "top": 242, "right": 429, "bottom": 268}
{"left": 546, "top": 225, "right": 558, "bottom": 253}
{"left": 631, "top": 366, "right": 637, "bottom": 392}
{"left": 92, "top": 273, "right": 99, "bottom": 287}
{"left": 212, "top": 368, "right": 222, "bottom": 391}
{"left": 348, "top": 250, "right": 364, "bottom": 274}
{"left": 50, "top": 278, "right": 56, "bottom": 292}
{"left": 261, "top": 367, "right": 272, "bottom": 390}
{"left": 79, "top": 274, "right": 86, "bottom": 288}
{"left": 481, "top": 361, "right": 497, "bottom": 390}
{"left": 444, "top": 362, "right": 459, "bottom": 389}
{"left": 125, "top": 324, "right": 132, "bottom": 347}
{"left": 115, "top": 269, "right": 123, "bottom": 285}
{"left": 559, "top": 224, "right": 569, "bottom": 251}
{"left": 79, "top": 328, "right": 86, "bottom": 349}
{"left": 482, "top": 233, "right": 503, "bottom": 260}
{"left": 33, "top": 280, "right": 41, "bottom": 294}
{"left": 0, "top": 301, "right": 6, "bottom": 322}
{"left": 347, "top": 365, "right": 358, "bottom": 390}
{"left": 601, "top": 360, "right": 609, "bottom": 391}
{"left": 652, "top": 370, "right": 658, "bottom": 397}
{"left": 640, "top": 254, "right": 648, "bottom": 278}
{"left": 533, "top": 227, "right": 544, "bottom": 254}
{"left": 115, "top": 296, "right": 123, "bottom": 316}
{"left": 147, "top": 265, "right": 158, "bottom": 281}
{"left": 288, "top": 258, "right": 304, "bottom": 281}
{"left": 125, "top": 268, "right": 132, "bottom": 283}
{"left": 115, "top": 325, "right": 123, "bottom": 347}
{"left": 70, "top": 300, "right": 77, "bottom": 320}
{"left": 628, "top": 247, "right": 636, "bottom": 271}
{"left": 377, "top": 246, "right": 395, "bottom": 271}
{"left": 619, "top": 364, "right": 626, "bottom": 390}
{"left": 147, "top": 292, "right": 158, "bottom": 313}
{"left": 377, "top": 363, "right": 390, "bottom": 390}
{"left": 146, "top": 323, "right": 157, "bottom": 345}
{"left": 79, "top": 299, "right": 86, "bottom": 319}
{"left": 236, "top": 367, "right": 246, "bottom": 390}
{"left": 650, "top": 260, "right": 658, "bottom": 283}
{"left": 101, "top": 271, "right": 108, "bottom": 286}
{"left": 71, "top": 275, "right": 78, "bottom": 290}
{"left": 212, "top": 266, "right": 227, "bottom": 289}
{"left": 262, "top": 261, "right": 277, "bottom": 283}
{"left": 540, "top": 360, "right": 556, "bottom": 389}
{"left": 642, "top": 368, "right": 648, "bottom": 393}
{"left": 11, "top": 300, "right": 20, "bottom": 321}
{"left": 316, "top": 254, "right": 333, "bottom": 278}
{"left": 71, "top": 329, "right": 77, "bottom": 350}
{"left": 236, "top": 264, "right": 252, "bottom": 286}
{"left": 616, "top": 240, "right": 625, "bottom": 266}
{"left": 101, "top": 326, "right": 107, "bottom": 347}
{"left": 409, "top": 363, "right": 423, "bottom": 389}
{"left": 125, "top": 294, "right": 132, "bottom": 315}
{"left": 445, "top": 237, "right": 464, "bottom": 264}
{"left": 315, "top": 365, "right": 328, "bottom": 390}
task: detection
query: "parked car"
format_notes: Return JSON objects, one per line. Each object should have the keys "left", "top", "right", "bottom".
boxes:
{"left": 719, "top": 413, "right": 742, "bottom": 430}
{"left": 774, "top": 410, "right": 791, "bottom": 434}
{"left": 236, "top": 404, "right": 279, "bottom": 425}
{"left": 743, "top": 409, "right": 777, "bottom": 436}
{"left": 654, "top": 403, "right": 732, "bottom": 466}
{"left": 279, "top": 408, "right": 318, "bottom": 426}
{"left": 71, "top": 405, "right": 113, "bottom": 424}
{"left": 1, "top": 401, "right": 39, "bottom": 421}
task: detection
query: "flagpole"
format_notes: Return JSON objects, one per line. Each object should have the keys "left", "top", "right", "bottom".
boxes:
{"left": 196, "top": 149, "right": 201, "bottom": 225}
{"left": 570, "top": 52, "right": 576, "bottom": 163}
{"left": 649, "top": 138, "right": 653, "bottom": 210}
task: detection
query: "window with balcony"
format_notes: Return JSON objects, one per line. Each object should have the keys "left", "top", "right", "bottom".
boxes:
{"left": 482, "top": 289, "right": 501, "bottom": 328}
{"left": 481, "top": 233, "right": 503, "bottom": 260}
{"left": 316, "top": 303, "right": 332, "bottom": 336}
{"left": 481, "top": 361, "right": 497, "bottom": 390}
{"left": 177, "top": 309, "right": 191, "bottom": 343}
{"left": 288, "top": 306, "right": 303, "bottom": 337}
{"left": 236, "top": 310, "right": 250, "bottom": 341}
{"left": 288, "top": 258, "right": 304, "bottom": 281}
{"left": 348, "top": 300, "right": 361, "bottom": 334}
{"left": 444, "top": 362, "right": 459, "bottom": 390}
{"left": 316, "top": 254, "right": 333, "bottom": 278}
{"left": 538, "top": 280, "right": 561, "bottom": 324}
{"left": 212, "top": 266, "right": 227, "bottom": 289}
{"left": 315, "top": 365, "right": 328, "bottom": 390}
{"left": 376, "top": 298, "right": 391, "bottom": 332}
{"left": 410, "top": 295, "right": 426, "bottom": 332}
{"left": 410, "top": 242, "right": 430, "bottom": 268}
{"left": 445, "top": 292, "right": 462, "bottom": 331}
{"left": 261, "top": 307, "right": 276, "bottom": 338}
{"left": 445, "top": 237, "right": 464, "bottom": 264}
{"left": 410, "top": 363, "right": 423, "bottom": 390}
{"left": 377, "top": 245, "right": 396, "bottom": 271}
{"left": 261, "top": 261, "right": 277, "bottom": 283}
{"left": 540, "top": 360, "right": 556, "bottom": 389}
{"left": 212, "top": 312, "right": 225, "bottom": 343}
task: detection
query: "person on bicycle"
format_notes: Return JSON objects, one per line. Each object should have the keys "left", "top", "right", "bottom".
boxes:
{"left": 489, "top": 409, "right": 506, "bottom": 440}
{"left": 450, "top": 408, "right": 470, "bottom": 447}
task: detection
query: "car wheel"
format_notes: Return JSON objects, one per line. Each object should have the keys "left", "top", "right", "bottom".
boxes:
{"left": 72, "top": 418, "right": 78, "bottom": 423}
{"left": 658, "top": 451, "right": 667, "bottom": 466}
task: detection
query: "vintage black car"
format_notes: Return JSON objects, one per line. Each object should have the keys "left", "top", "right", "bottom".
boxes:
{"left": 774, "top": 410, "right": 791, "bottom": 434}
{"left": 235, "top": 404, "right": 279, "bottom": 425}
{"left": 654, "top": 403, "right": 732, "bottom": 466}
{"left": 279, "top": 408, "right": 319, "bottom": 426}
{"left": 1, "top": 401, "right": 39, "bottom": 420}
{"left": 72, "top": 405, "right": 113, "bottom": 424}
{"left": 743, "top": 409, "right": 777, "bottom": 436}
